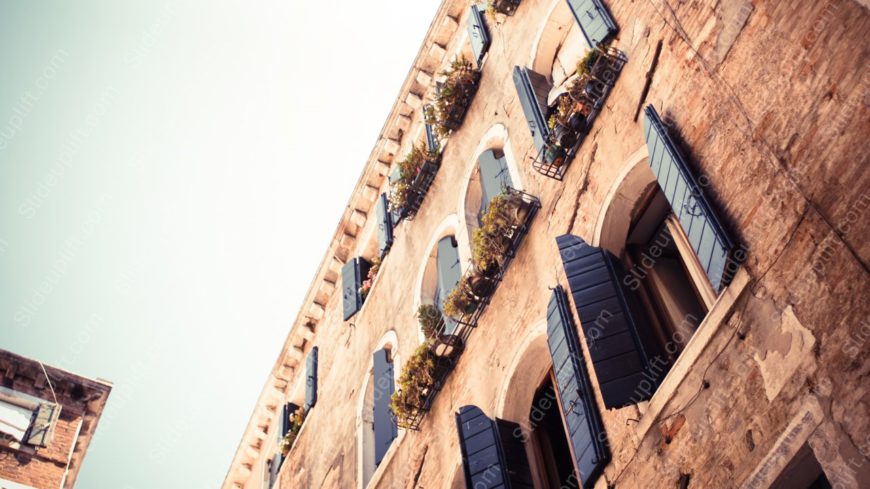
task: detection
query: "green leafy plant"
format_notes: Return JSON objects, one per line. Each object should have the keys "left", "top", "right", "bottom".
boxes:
{"left": 388, "top": 144, "right": 439, "bottom": 213}
{"left": 417, "top": 304, "right": 442, "bottom": 340}
{"left": 576, "top": 48, "right": 602, "bottom": 78}
{"left": 443, "top": 276, "right": 479, "bottom": 319}
{"left": 278, "top": 407, "right": 306, "bottom": 456}
{"left": 390, "top": 343, "right": 437, "bottom": 425}
{"left": 426, "top": 57, "right": 481, "bottom": 138}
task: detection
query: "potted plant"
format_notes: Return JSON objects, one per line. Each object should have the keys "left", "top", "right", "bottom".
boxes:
{"left": 391, "top": 343, "right": 438, "bottom": 425}
{"left": 359, "top": 256, "right": 381, "bottom": 302}
{"left": 426, "top": 57, "right": 481, "bottom": 137}
{"left": 486, "top": 0, "right": 521, "bottom": 16}
{"left": 576, "top": 48, "right": 602, "bottom": 78}
{"left": 417, "top": 304, "right": 443, "bottom": 340}
{"left": 389, "top": 144, "right": 441, "bottom": 216}
{"left": 278, "top": 407, "right": 306, "bottom": 456}
{"left": 443, "top": 276, "right": 479, "bottom": 319}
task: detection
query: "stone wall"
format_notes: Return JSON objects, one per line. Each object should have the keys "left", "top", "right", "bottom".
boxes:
{"left": 273, "top": 0, "right": 870, "bottom": 487}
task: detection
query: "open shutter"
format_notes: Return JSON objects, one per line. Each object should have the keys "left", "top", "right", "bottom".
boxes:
{"left": 468, "top": 5, "right": 491, "bottom": 68}
{"left": 546, "top": 287, "right": 610, "bottom": 489}
{"left": 643, "top": 106, "right": 739, "bottom": 293}
{"left": 26, "top": 402, "right": 59, "bottom": 447}
{"left": 342, "top": 257, "right": 370, "bottom": 320}
{"left": 513, "top": 66, "right": 550, "bottom": 151}
{"left": 376, "top": 193, "right": 394, "bottom": 257}
{"left": 436, "top": 236, "right": 462, "bottom": 334}
{"left": 373, "top": 348, "right": 397, "bottom": 465}
{"left": 269, "top": 453, "right": 281, "bottom": 488}
{"left": 557, "top": 235, "right": 665, "bottom": 408}
{"left": 479, "top": 150, "right": 513, "bottom": 213}
{"left": 566, "top": 0, "right": 618, "bottom": 48}
{"left": 305, "top": 347, "right": 318, "bottom": 411}
{"left": 455, "top": 405, "right": 534, "bottom": 489}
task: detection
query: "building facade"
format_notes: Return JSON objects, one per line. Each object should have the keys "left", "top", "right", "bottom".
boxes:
{"left": 0, "top": 350, "right": 111, "bottom": 489}
{"left": 223, "top": 0, "right": 870, "bottom": 488}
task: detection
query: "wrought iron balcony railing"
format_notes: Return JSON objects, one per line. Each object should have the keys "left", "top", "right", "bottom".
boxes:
{"left": 394, "top": 188, "right": 540, "bottom": 430}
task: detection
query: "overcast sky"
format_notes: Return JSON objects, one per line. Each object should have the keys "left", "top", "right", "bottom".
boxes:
{"left": 0, "top": 1, "right": 440, "bottom": 486}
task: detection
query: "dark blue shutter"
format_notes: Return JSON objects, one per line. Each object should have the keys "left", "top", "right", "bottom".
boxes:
{"left": 342, "top": 257, "right": 370, "bottom": 320}
{"left": 566, "top": 0, "right": 618, "bottom": 48}
{"left": 305, "top": 347, "right": 318, "bottom": 411}
{"left": 557, "top": 235, "right": 665, "bottom": 408}
{"left": 513, "top": 66, "right": 550, "bottom": 151}
{"left": 436, "top": 236, "right": 462, "bottom": 334}
{"left": 547, "top": 286, "right": 610, "bottom": 489}
{"left": 373, "top": 348, "right": 397, "bottom": 465}
{"left": 468, "top": 5, "right": 491, "bottom": 68}
{"left": 455, "top": 406, "right": 534, "bottom": 489}
{"left": 479, "top": 150, "right": 512, "bottom": 214}
{"left": 643, "top": 106, "right": 739, "bottom": 293}
{"left": 376, "top": 193, "right": 394, "bottom": 257}
{"left": 425, "top": 122, "right": 439, "bottom": 154}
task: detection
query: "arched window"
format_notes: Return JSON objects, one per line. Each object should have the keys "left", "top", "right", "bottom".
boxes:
{"left": 557, "top": 106, "right": 742, "bottom": 410}
{"left": 517, "top": 0, "right": 623, "bottom": 178}
{"left": 359, "top": 336, "right": 399, "bottom": 488}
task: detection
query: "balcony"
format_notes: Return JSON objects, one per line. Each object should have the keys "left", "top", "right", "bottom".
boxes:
{"left": 531, "top": 46, "right": 626, "bottom": 180}
{"left": 424, "top": 58, "right": 482, "bottom": 138}
{"left": 389, "top": 145, "right": 442, "bottom": 221}
{"left": 392, "top": 188, "right": 540, "bottom": 430}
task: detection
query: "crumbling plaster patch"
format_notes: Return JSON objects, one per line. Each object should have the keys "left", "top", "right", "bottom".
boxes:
{"left": 750, "top": 305, "right": 817, "bottom": 402}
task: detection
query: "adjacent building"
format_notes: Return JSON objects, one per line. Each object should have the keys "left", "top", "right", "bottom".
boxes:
{"left": 0, "top": 350, "right": 111, "bottom": 489}
{"left": 224, "top": 0, "right": 870, "bottom": 488}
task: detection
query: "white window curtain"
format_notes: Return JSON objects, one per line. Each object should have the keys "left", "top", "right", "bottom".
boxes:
{"left": 0, "top": 400, "right": 34, "bottom": 442}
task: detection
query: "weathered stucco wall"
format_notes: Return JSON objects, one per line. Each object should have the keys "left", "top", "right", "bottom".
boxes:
{"left": 265, "top": 0, "right": 870, "bottom": 488}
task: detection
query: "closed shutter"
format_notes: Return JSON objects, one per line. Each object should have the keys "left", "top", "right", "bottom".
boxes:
{"left": 512, "top": 67, "right": 550, "bottom": 151}
{"left": 566, "top": 0, "right": 618, "bottom": 48}
{"left": 436, "top": 236, "right": 462, "bottom": 334}
{"left": 425, "top": 122, "right": 439, "bottom": 154}
{"left": 342, "top": 257, "right": 371, "bottom": 321}
{"left": 25, "top": 402, "right": 59, "bottom": 447}
{"left": 479, "top": 150, "right": 513, "bottom": 214}
{"left": 643, "top": 106, "right": 739, "bottom": 293}
{"left": 372, "top": 348, "right": 397, "bottom": 465}
{"left": 468, "top": 5, "right": 491, "bottom": 68}
{"left": 455, "top": 405, "right": 534, "bottom": 489}
{"left": 377, "top": 193, "right": 394, "bottom": 257}
{"left": 305, "top": 347, "right": 318, "bottom": 411}
{"left": 546, "top": 286, "right": 610, "bottom": 489}
{"left": 556, "top": 234, "right": 665, "bottom": 408}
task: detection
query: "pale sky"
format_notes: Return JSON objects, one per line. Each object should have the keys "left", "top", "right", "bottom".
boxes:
{"left": 0, "top": 1, "right": 441, "bottom": 487}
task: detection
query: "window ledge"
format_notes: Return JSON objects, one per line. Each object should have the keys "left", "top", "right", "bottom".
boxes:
{"left": 634, "top": 267, "right": 751, "bottom": 441}
{"left": 362, "top": 430, "right": 407, "bottom": 489}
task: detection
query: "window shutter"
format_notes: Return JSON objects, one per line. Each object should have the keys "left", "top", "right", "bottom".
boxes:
{"left": 269, "top": 453, "right": 281, "bottom": 488}
{"left": 557, "top": 234, "right": 666, "bottom": 408}
{"left": 512, "top": 66, "right": 550, "bottom": 151}
{"left": 546, "top": 286, "right": 610, "bottom": 489}
{"left": 25, "top": 402, "right": 59, "bottom": 447}
{"left": 372, "top": 348, "right": 397, "bottom": 465}
{"left": 342, "top": 257, "right": 371, "bottom": 321}
{"left": 305, "top": 347, "right": 318, "bottom": 411}
{"left": 478, "top": 150, "right": 512, "bottom": 213}
{"left": 425, "top": 122, "right": 439, "bottom": 154}
{"left": 566, "top": 0, "right": 618, "bottom": 48}
{"left": 468, "top": 5, "right": 491, "bottom": 68}
{"left": 436, "top": 236, "right": 462, "bottom": 334}
{"left": 455, "top": 405, "right": 534, "bottom": 489}
{"left": 643, "top": 106, "right": 739, "bottom": 293}
{"left": 376, "top": 193, "right": 394, "bottom": 257}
